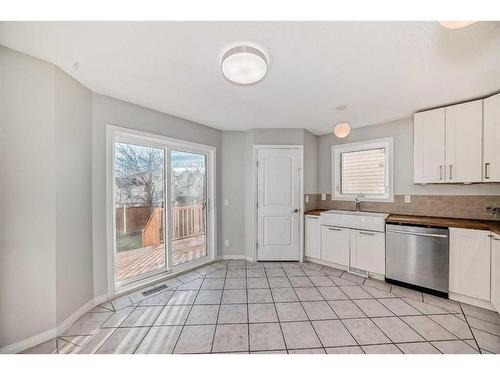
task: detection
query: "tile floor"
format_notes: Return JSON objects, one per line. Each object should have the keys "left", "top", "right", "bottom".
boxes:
{"left": 22, "top": 260, "right": 500, "bottom": 354}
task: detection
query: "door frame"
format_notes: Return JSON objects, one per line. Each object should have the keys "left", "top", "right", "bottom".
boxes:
{"left": 253, "top": 145, "right": 304, "bottom": 262}
{"left": 106, "top": 125, "right": 217, "bottom": 297}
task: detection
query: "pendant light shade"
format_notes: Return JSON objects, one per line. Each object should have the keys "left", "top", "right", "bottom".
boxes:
{"left": 334, "top": 122, "right": 351, "bottom": 138}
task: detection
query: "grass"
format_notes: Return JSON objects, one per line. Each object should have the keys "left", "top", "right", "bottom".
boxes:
{"left": 116, "top": 233, "right": 142, "bottom": 252}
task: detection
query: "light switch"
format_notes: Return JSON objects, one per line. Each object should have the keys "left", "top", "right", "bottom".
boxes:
{"left": 224, "top": 240, "right": 230, "bottom": 247}
{"left": 224, "top": 199, "right": 229, "bottom": 207}
{"left": 321, "top": 194, "right": 326, "bottom": 200}
{"left": 305, "top": 195, "right": 309, "bottom": 203}
{"left": 404, "top": 195, "right": 411, "bottom": 203}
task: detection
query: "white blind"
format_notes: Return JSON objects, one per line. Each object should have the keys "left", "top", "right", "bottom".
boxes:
{"left": 341, "top": 148, "right": 386, "bottom": 195}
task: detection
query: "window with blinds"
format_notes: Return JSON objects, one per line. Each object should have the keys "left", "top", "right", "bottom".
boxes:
{"left": 332, "top": 137, "right": 393, "bottom": 201}
{"left": 341, "top": 148, "right": 386, "bottom": 195}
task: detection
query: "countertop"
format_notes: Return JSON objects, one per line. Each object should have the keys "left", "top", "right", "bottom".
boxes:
{"left": 304, "top": 210, "right": 500, "bottom": 235}
{"left": 386, "top": 214, "right": 500, "bottom": 235}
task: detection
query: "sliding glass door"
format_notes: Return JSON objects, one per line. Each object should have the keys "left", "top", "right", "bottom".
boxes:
{"left": 111, "top": 129, "right": 214, "bottom": 289}
{"left": 114, "top": 142, "right": 166, "bottom": 284}
{"left": 170, "top": 150, "right": 207, "bottom": 267}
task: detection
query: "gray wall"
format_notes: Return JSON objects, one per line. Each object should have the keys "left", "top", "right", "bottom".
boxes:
{"left": 54, "top": 68, "right": 93, "bottom": 325}
{"left": 0, "top": 46, "right": 57, "bottom": 348}
{"left": 318, "top": 118, "right": 500, "bottom": 195}
{"left": 91, "top": 94, "right": 223, "bottom": 297}
{"left": 220, "top": 129, "right": 319, "bottom": 259}
{"left": 0, "top": 47, "right": 93, "bottom": 349}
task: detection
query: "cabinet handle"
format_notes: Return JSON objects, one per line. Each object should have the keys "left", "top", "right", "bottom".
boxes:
{"left": 307, "top": 216, "right": 318, "bottom": 219}
{"left": 485, "top": 163, "right": 490, "bottom": 179}
{"left": 489, "top": 234, "right": 500, "bottom": 241}
{"left": 359, "top": 231, "right": 375, "bottom": 236}
{"left": 328, "top": 227, "right": 341, "bottom": 231}
{"left": 449, "top": 164, "right": 453, "bottom": 180}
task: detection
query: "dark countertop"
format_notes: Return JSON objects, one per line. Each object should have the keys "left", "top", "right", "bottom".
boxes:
{"left": 304, "top": 210, "right": 500, "bottom": 235}
{"left": 386, "top": 214, "right": 500, "bottom": 235}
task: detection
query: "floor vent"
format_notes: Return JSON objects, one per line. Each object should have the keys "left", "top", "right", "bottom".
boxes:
{"left": 142, "top": 284, "right": 168, "bottom": 296}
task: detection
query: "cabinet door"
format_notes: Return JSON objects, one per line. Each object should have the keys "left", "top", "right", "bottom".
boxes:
{"left": 414, "top": 108, "right": 446, "bottom": 183}
{"left": 483, "top": 94, "right": 500, "bottom": 182}
{"left": 491, "top": 234, "right": 500, "bottom": 312}
{"left": 321, "top": 225, "right": 350, "bottom": 267}
{"left": 305, "top": 216, "right": 320, "bottom": 259}
{"left": 449, "top": 228, "right": 491, "bottom": 301}
{"left": 350, "top": 230, "right": 386, "bottom": 275}
{"left": 445, "top": 100, "right": 483, "bottom": 183}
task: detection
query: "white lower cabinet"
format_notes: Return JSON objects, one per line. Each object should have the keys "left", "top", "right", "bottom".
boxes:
{"left": 305, "top": 215, "right": 321, "bottom": 259}
{"left": 449, "top": 228, "right": 491, "bottom": 302}
{"left": 321, "top": 225, "right": 350, "bottom": 267}
{"left": 350, "top": 230, "right": 386, "bottom": 275}
{"left": 491, "top": 234, "right": 500, "bottom": 312}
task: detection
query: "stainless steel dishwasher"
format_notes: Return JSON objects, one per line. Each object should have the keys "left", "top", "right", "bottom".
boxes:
{"left": 386, "top": 224, "right": 449, "bottom": 297}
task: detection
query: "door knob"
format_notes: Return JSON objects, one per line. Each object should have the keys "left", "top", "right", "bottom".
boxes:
{"left": 292, "top": 208, "right": 299, "bottom": 213}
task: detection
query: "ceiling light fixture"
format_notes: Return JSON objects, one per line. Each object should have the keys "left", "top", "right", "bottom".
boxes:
{"left": 438, "top": 21, "right": 476, "bottom": 29}
{"left": 221, "top": 46, "right": 268, "bottom": 85}
{"left": 334, "top": 122, "right": 351, "bottom": 138}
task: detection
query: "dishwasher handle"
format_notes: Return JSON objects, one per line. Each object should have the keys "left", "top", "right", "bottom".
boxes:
{"left": 387, "top": 229, "right": 448, "bottom": 238}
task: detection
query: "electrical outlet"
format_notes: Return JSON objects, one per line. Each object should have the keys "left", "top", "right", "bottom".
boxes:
{"left": 321, "top": 193, "right": 326, "bottom": 200}
{"left": 224, "top": 199, "right": 229, "bottom": 207}
{"left": 224, "top": 240, "right": 229, "bottom": 247}
{"left": 305, "top": 195, "right": 309, "bottom": 203}
{"left": 404, "top": 195, "right": 411, "bottom": 203}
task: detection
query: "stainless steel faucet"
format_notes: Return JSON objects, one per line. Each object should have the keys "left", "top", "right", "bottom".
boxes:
{"left": 486, "top": 206, "right": 500, "bottom": 219}
{"left": 354, "top": 196, "right": 361, "bottom": 212}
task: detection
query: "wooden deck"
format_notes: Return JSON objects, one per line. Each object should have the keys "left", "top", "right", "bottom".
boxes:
{"left": 115, "top": 235, "right": 206, "bottom": 282}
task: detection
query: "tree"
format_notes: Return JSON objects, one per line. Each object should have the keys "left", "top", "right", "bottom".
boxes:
{"left": 115, "top": 143, "right": 164, "bottom": 213}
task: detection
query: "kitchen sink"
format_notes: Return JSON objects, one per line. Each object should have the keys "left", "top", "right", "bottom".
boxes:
{"left": 319, "top": 210, "right": 388, "bottom": 232}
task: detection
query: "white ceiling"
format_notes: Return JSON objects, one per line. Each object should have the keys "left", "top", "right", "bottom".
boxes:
{"left": 1, "top": 21, "right": 499, "bottom": 135}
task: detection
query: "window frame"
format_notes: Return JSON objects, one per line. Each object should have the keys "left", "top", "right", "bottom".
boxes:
{"left": 331, "top": 137, "right": 394, "bottom": 202}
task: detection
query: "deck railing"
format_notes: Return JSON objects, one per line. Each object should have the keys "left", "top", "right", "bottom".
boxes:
{"left": 141, "top": 205, "right": 205, "bottom": 247}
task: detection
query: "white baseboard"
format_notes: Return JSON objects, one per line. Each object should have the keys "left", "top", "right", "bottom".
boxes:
{"left": 449, "top": 292, "right": 496, "bottom": 311}
{"left": 218, "top": 254, "right": 255, "bottom": 262}
{"left": 0, "top": 294, "right": 108, "bottom": 354}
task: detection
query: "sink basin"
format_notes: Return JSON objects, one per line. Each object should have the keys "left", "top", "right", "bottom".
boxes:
{"left": 320, "top": 210, "right": 388, "bottom": 232}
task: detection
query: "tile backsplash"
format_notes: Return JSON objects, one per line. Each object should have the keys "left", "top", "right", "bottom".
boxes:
{"left": 304, "top": 194, "right": 500, "bottom": 221}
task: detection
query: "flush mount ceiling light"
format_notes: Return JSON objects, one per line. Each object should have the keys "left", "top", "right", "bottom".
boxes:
{"left": 221, "top": 46, "right": 268, "bottom": 85}
{"left": 334, "top": 122, "right": 351, "bottom": 138}
{"left": 439, "top": 21, "right": 476, "bottom": 29}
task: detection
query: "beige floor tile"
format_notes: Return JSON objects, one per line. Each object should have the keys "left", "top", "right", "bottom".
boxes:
{"left": 134, "top": 326, "right": 183, "bottom": 354}
{"left": 428, "top": 314, "right": 473, "bottom": 339}
{"left": 63, "top": 312, "right": 114, "bottom": 336}
{"left": 401, "top": 316, "right": 457, "bottom": 341}
{"left": 378, "top": 298, "right": 421, "bottom": 316}
{"left": 222, "top": 289, "right": 247, "bottom": 304}
{"left": 212, "top": 324, "right": 249, "bottom": 353}
{"left": 354, "top": 299, "right": 394, "bottom": 317}
{"left": 276, "top": 302, "right": 308, "bottom": 322}
{"left": 186, "top": 305, "right": 219, "bottom": 325}
{"left": 472, "top": 328, "right": 500, "bottom": 353}
{"left": 76, "top": 328, "right": 115, "bottom": 354}
{"left": 96, "top": 327, "right": 148, "bottom": 354}
{"left": 325, "top": 346, "right": 363, "bottom": 354}
{"left": 302, "top": 301, "right": 337, "bottom": 320}
{"left": 362, "top": 344, "right": 402, "bottom": 354}
{"left": 431, "top": 340, "right": 479, "bottom": 354}
{"left": 121, "top": 306, "right": 163, "bottom": 327}
{"left": 154, "top": 305, "right": 190, "bottom": 326}
{"left": 342, "top": 318, "right": 391, "bottom": 345}
{"left": 396, "top": 342, "right": 440, "bottom": 354}
{"left": 271, "top": 288, "right": 299, "bottom": 302}
{"left": 247, "top": 288, "right": 273, "bottom": 303}
{"left": 312, "top": 320, "right": 357, "bottom": 347}
{"left": 328, "top": 300, "right": 365, "bottom": 318}
{"left": 339, "top": 285, "right": 372, "bottom": 299}
{"left": 288, "top": 348, "right": 325, "bottom": 353}
{"left": 372, "top": 317, "right": 424, "bottom": 343}
{"left": 249, "top": 323, "right": 286, "bottom": 351}
{"left": 294, "top": 287, "right": 323, "bottom": 301}
{"left": 173, "top": 325, "right": 215, "bottom": 353}
{"left": 218, "top": 304, "right": 247, "bottom": 324}
{"left": 281, "top": 321, "right": 322, "bottom": 349}
{"left": 248, "top": 303, "right": 278, "bottom": 323}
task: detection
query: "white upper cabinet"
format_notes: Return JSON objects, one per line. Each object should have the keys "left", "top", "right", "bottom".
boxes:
{"left": 414, "top": 99, "right": 485, "bottom": 184}
{"left": 483, "top": 93, "right": 500, "bottom": 182}
{"left": 414, "top": 108, "right": 446, "bottom": 183}
{"left": 445, "top": 100, "right": 483, "bottom": 183}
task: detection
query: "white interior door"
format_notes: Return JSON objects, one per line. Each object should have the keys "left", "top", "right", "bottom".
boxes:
{"left": 257, "top": 147, "right": 301, "bottom": 261}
